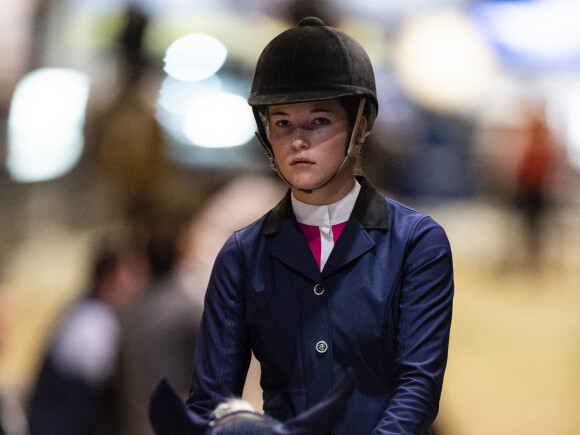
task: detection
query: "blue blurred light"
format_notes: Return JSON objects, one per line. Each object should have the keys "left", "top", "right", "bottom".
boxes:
{"left": 470, "top": 0, "right": 580, "bottom": 70}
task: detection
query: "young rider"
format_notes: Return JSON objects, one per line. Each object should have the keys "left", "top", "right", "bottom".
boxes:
{"left": 186, "top": 17, "right": 454, "bottom": 434}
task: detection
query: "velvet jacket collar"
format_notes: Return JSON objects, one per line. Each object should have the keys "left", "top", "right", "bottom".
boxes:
{"left": 263, "top": 176, "right": 389, "bottom": 236}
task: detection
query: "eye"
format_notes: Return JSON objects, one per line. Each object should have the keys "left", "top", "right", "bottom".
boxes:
{"left": 273, "top": 119, "right": 291, "bottom": 128}
{"left": 313, "top": 117, "right": 331, "bottom": 126}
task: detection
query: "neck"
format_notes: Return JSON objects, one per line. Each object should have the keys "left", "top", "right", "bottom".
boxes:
{"left": 292, "top": 171, "right": 356, "bottom": 205}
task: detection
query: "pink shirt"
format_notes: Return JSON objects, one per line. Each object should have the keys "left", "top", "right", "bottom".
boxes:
{"left": 291, "top": 181, "right": 361, "bottom": 270}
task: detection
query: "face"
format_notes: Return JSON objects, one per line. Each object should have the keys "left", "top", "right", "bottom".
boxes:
{"left": 268, "top": 99, "right": 366, "bottom": 205}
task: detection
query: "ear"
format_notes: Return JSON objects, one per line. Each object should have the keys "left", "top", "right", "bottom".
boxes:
{"left": 355, "top": 116, "right": 368, "bottom": 144}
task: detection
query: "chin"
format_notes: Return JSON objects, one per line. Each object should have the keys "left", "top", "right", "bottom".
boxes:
{"left": 292, "top": 179, "right": 322, "bottom": 192}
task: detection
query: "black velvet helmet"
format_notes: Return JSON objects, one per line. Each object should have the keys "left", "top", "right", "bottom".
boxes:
{"left": 248, "top": 17, "right": 378, "bottom": 150}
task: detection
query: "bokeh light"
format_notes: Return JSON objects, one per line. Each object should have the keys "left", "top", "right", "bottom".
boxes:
{"left": 158, "top": 32, "right": 254, "bottom": 151}
{"left": 393, "top": 9, "right": 497, "bottom": 114}
{"left": 182, "top": 92, "right": 255, "bottom": 148}
{"left": 7, "top": 68, "right": 90, "bottom": 183}
{"left": 163, "top": 33, "right": 228, "bottom": 82}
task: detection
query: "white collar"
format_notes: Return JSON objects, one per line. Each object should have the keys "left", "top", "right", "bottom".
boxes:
{"left": 291, "top": 180, "right": 361, "bottom": 226}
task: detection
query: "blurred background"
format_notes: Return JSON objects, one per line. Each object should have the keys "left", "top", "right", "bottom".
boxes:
{"left": 1, "top": 0, "right": 579, "bottom": 433}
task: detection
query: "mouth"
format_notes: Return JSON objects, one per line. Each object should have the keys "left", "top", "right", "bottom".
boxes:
{"left": 291, "top": 158, "right": 314, "bottom": 167}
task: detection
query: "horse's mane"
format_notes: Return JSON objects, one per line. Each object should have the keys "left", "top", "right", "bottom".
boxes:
{"left": 210, "top": 398, "right": 256, "bottom": 421}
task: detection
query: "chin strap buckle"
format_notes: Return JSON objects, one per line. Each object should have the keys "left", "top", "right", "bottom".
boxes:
{"left": 255, "top": 131, "right": 278, "bottom": 171}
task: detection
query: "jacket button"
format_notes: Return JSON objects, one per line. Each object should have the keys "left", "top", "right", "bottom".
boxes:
{"left": 313, "top": 284, "right": 324, "bottom": 295}
{"left": 315, "top": 340, "right": 328, "bottom": 353}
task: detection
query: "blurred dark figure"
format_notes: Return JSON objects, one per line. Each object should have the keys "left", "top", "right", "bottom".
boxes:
{"left": 114, "top": 218, "right": 203, "bottom": 435}
{"left": 0, "top": 247, "right": 27, "bottom": 435}
{"left": 287, "top": 0, "right": 337, "bottom": 26}
{"left": 94, "top": 85, "right": 166, "bottom": 223}
{"left": 89, "top": 4, "right": 167, "bottom": 226}
{"left": 0, "top": 278, "right": 8, "bottom": 435}
{"left": 515, "top": 108, "right": 558, "bottom": 267}
{"left": 27, "top": 240, "right": 144, "bottom": 435}
{"left": 117, "top": 4, "right": 150, "bottom": 86}
{"left": 0, "top": 279, "right": 29, "bottom": 435}
{"left": 0, "top": 279, "right": 12, "bottom": 435}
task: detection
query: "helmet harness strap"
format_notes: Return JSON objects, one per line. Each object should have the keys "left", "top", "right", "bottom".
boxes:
{"left": 255, "top": 98, "right": 368, "bottom": 194}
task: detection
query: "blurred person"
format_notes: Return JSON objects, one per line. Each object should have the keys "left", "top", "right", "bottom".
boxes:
{"left": 0, "top": 276, "right": 28, "bottom": 435}
{"left": 87, "top": 4, "right": 167, "bottom": 226}
{"left": 182, "top": 17, "right": 454, "bottom": 435}
{"left": 0, "top": 280, "right": 8, "bottom": 435}
{"left": 27, "top": 239, "right": 143, "bottom": 435}
{"left": 117, "top": 5, "right": 150, "bottom": 86}
{"left": 287, "top": 0, "right": 338, "bottom": 27}
{"left": 515, "top": 106, "right": 559, "bottom": 267}
{"left": 114, "top": 218, "right": 203, "bottom": 435}
{"left": 92, "top": 76, "right": 166, "bottom": 227}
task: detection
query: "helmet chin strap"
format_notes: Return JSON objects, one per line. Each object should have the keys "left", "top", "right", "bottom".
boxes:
{"left": 256, "top": 98, "right": 368, "bottom": 194}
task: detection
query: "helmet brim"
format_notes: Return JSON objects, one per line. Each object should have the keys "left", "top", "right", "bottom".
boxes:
{"left": 249, "top": 88, "right": 378, "bottom": 133}
{"left": 248, "top": 87, "right": 376, "bottom": 108}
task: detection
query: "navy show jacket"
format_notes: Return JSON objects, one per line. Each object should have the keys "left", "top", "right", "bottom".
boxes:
{"left": 187, "top": 177, "right": 454, "bottom": 434}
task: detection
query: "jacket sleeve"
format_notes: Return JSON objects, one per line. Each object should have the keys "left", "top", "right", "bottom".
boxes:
{"left": 185, "top": 232, "right": 252, "bottom": 418}
{"left": 374, "top": 216, "right": 454, "bottom": 435}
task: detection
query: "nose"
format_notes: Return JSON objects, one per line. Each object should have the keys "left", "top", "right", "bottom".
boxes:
{"left": 291, "top": 128, "right": 308, "bottom": 151}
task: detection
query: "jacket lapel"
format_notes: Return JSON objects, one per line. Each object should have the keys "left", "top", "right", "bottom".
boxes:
{"left": 265, "top": 192, "right": 322, "bottom": 282}
{"left": 322, "top": 216, "right": 374, "bottom": 277}
{"left": 322, "top": 178, "right": 389, "bottom": 276}
{"left": 269, "top": 218, "right": 322, "bottom": 283}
